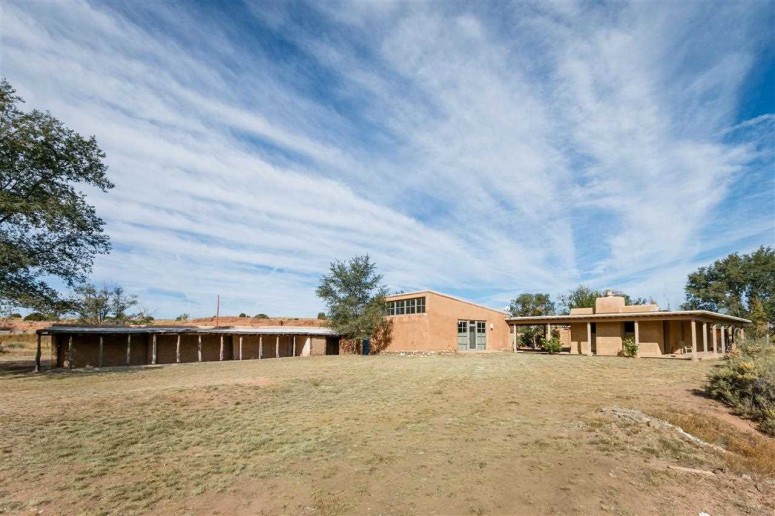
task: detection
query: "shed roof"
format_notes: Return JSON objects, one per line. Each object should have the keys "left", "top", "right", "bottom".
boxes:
{"left": 506, "top": 310, "right": 750, "bottom": 325}
{"left": 36, "top": 325, "right": 339, "bottom": 336}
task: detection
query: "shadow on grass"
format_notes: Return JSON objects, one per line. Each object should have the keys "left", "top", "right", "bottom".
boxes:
{"left": 0, "top": 359, "right": 159, "bottom": 380}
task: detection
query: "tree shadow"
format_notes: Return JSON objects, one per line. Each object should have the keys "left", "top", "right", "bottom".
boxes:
{"left": 0, "top": 359, "right": 157, "bottom": 380}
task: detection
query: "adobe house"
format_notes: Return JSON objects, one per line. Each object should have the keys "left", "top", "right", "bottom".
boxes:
{"left": 385, "top": 291, "right": 511, "bottom": 352}
{"left": 506, "top": 292, "right": 750, "bottom": 360}
{"left": 34, "top": 326, "right": 340, "bottom": 370}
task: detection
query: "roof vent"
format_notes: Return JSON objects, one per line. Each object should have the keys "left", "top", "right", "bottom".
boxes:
{"left": 604, "top": 289, "right": 615, "bottom": 297}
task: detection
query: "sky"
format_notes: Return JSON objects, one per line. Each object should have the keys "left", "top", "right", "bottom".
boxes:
{"left": 2, "top": 0, "right": 774, "bottom": 318}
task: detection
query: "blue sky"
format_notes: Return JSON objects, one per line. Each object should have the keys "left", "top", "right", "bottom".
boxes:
{"left": 2, "top": 0, "right": 773, "bottom": 317}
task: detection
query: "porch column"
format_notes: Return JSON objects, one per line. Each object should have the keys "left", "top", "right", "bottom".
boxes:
{"left": 239, "top": 335, "right": 243, "bottom": 360}
{"left": 739, "top": 327, "right": 745, "bottom": 341}
{"left": 702, "top": 322, "right": 708, "bottom": 354}
{"left": 586, "top": 322, "right": 593, "bottom": 356}
{"left": 634, "top": 321, "right": 640, "bottom": 358}
{"left": 546, "top": 323, "right": 551, "bottom": 342}
{"left": 99, "top": 335, "right": 104, "bottom": 368}
{"left": 259, "top": 335, "right": 263, "bottom": 359}
{"left": 126, "top": 334, "right": 131, "bottom": 367}
{"left": 690, "top": 320, "right": 698, "bottom": 362}
{"left": 276, "top": 335, "right": 279, "bottom": 358}
{"left": 293, "top": 335, "right": 296, "bottom": 357}
{"left": 197, "top": 335, "right": 202, "bottom": 362}
{"left": 720, "top": 326, "right": 726, "bottom": 354}
{"left": 152, "top": 334, "right": 157, "bottom": 365}
{"left": 219, "top": 335, "right": 224, "bottom": 361}
{"left": 34, "top": 334, "right": 42, "bottom": 373}
{"left": 712, "top": 325, "right": 717, "bottom": 355}
{"left": 176, "top": 334, "right": 181, "bottom": 363}
{"left": 68, "top": 335, "right": 73, "bottom": 369}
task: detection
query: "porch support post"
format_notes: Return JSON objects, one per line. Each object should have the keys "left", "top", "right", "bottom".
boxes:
{"left": 634, "top": 321, "right": 640, "bottom": 358}
{"left": 702, "top": 322, "right": 708, "bottom": 354}
{"left": 690, "top": 320, "right": 698, "bottom": 362}
{"left": 176, "top": 334, "right": 181, "bottom": 363}
{"left": 98, "top": 335, "right": 104, "bottom": 368}
{"left": 239, "top": 335, "right": 243, "bottom": 360}
{"left": 546, "top": 323, "right": 551, "bottom": 342}
{"left": 197, "top": 334, "right": 202, "bottom": 362}
{"left": 720, "top": 326, "right": 727, "bottom": 354}
{"left": 219, "top": 334, "right": 224, "bottom": 361}
{"left": 152, "top": 334, "right": 157, "bottom": 365}
{"left": 126, "top": 334, "right": 131, "bottom": 367}
{"left": 276, "top": 335, "right": 279, "bottom": 358}
{"left": 35, "top": 334, "right": 42, "bottom": 373}
{"left": 68, "top": 335, "right": 73, "bottom": 369}
{"left": 586, "top": 322, "right": 593, "bottom": 356}
{"left": 293, "top": 335, "right": 296, "bottom": 357}
{"left": 259, "top": 335, "right": 263, "bottom": 359}
{"left": 712, "top": 325, "right": 717, "bottom": 355}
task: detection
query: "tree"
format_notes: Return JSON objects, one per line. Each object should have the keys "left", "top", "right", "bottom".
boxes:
{"left": 317, "top": 312, "right": 327, "bottom": 320}
{"left": 683, "top": 246, "right": 775, "bottom": 330}
{"left": 559, "top": 285, "right": 600, "bottom": 313}
{"left": 509, "top": 292, "right": 556, "bottom": 349}
{"left": 316, "top": 255, "right": 388, "bottom": 347}
{"left": 0, "top": 80, "right": 112, "bottom": 311}
{"left": 71, "top": 284, "right": 139, "bottom": 325}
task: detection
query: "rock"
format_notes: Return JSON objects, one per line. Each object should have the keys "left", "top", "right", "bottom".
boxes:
{"left": 742, "top": 474, "right": 752, "bottom": 481}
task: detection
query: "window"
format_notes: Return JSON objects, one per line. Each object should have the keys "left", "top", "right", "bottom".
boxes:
{"left": 386, "top": 297, "right": 426, "bottom": 316}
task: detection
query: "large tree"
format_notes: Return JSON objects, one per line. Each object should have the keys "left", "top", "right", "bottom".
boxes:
{"left": 509, "top": 293, "right": 556, "bottom": 349}
{"left": 316, "top": 255, "right": 388, "bottom": 347}
{"left": 0, "top": 80, "right": 112, "bottom": 311}
{"left": 559, "top": 285, "right": 648, "bottom": 314}
{"left": 683, "top": 246, "right": 775, "bottom": 335}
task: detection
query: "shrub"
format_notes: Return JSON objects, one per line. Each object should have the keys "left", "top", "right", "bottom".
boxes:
{"left": 620, "top": 336, "right": 638, "bottom": 358}
{"left": 23, "top": 312, "right": 47, "bottom": 321}
{"left": 705, "top": 339, "right": 775, "bottom": 436}
{"left": 254, "top": 313, "right": 269, "bottom": 319}
{"left": 543, "top": 337, "right": 562, "bottom": 354}
{"left": 10, "top": 313, "right": 22, "bottom": 319}
{"left": 317, "top": 312, "right": 327, "bottom": 320}
{"left": 175, "top": 313, "right": 189, "bottom": 321}
{"left": 238, "top": 313, "right": 247, "bottom": 318}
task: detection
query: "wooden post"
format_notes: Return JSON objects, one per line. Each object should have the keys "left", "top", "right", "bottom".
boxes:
{"left": 586, "top": 322, "right": 592, "bottom": 356}
{"left": 292, "top": 335, "right": 296, "bottom": 357}
{"left": 634, "top": 321, "right": 640, "bottom": 358}
{"left": 546, "top": 323, "right": 551, "bottom": 343}
{"left": 219, "top": 334, "right": 224, "bottom": 361}
{"left": 259, "top": 335, "right": 263, "bottom": 359}
{"left": 197, "top": 334, "right": 202, "bottom": 362}
{"left": 276, "top": 335, "right": 279, "bottom": 358}
{"left": 239, "top": 335, "right": 243, "bottom": 360}
{"left": 720, "top": 326, "right": 726, "bottom": 354}
{"left": 126, "top": 334, "right": 131, "bottom": 367}
{"left": 34, "top": 334, "right": 42, "bottom": 373}
{"left": 712, "top": 325, "right": 717, "bottom": 355}
{"left": 702, "top": 322, "right": 708, "bottom": 355}
{"left": 99, "top": 335, "right": 104, "bottom": 368}
{"left": 690, "top": 320, "right": 698, "bottom": 361}
{"left": 68, "top": 335, "right": 73, "bottom": 369}
{"left": 152, "top": 334, "right": 157, "bottom": 365}
{"left": 176, "top": 334, "right": 181, "bottom": 363}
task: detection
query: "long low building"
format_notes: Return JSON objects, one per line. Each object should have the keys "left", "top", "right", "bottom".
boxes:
{"left": 507, "top": 292, "right": 750, "bottom": 360}
{"left": 35, "top": 326, "right": 341, "bottom": 370}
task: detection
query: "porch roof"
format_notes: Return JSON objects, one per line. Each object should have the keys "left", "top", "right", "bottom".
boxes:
{"left": 36, "top": 325, "right": 339, "bottom": 336}
{"left": 506, "top": 310, "right": 750, "bottom": 326}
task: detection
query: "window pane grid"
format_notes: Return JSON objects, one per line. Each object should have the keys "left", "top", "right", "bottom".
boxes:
{"left": 387, "top": 297, "right": 426, "bottom": 317}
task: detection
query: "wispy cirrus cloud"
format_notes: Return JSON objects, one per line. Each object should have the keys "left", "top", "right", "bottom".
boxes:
{"left": 2, "top": 0, "right": 772, "bottom": 316}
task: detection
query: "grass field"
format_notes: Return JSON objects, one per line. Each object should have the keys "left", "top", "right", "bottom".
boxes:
{"left": 1, "top": 351, "right": 773, "bottom": 515}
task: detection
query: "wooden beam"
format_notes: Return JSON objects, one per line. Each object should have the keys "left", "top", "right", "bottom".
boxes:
{"left": 720, "top": 326, "right": 726, "bottom": 354}
{"left": 68, "top": 335, "right": 73, "bottom": 369}
{"left": 152, "top": 334, "right": 157, "bottom": 365}
{"left": 292, "top": 335, "right": 296, "bottom": 357}
{"left": 99, "top": 335, "right": 104, "bottom": 368}
{"left": 34, "top": 334, "right": 42, "bottom": 373}
{"left": 702, "top": 322, "right": 708, "bottom": 354}
{"left": 219, "top": 334, "right": 224, "bottom": 361}
{"left": 634, "top": 321, "right": 640, "bottom": 358}
{"left": 198, "top": 334, "right": 202, "bottom": 362}
{"left": 176, "top": 334, "right": 181, "bottom": 363}
{"left": 712, "top": 325, "right": 717, "bottom": 355}
{"left": 259, "top": 335, "right": 263, "bottom": 359}
{"left": 691, "top": 320, "right": 698, "bottom": 361}
{"left": 239, "top": 335, "right": 243, "bottom": 361}
{"left": 126, "top": 334, "right": 131, "bottom": 367}
{"left": 586, "top": 322, "right": 592, "bottom": 356}
{"left": 276, "top": 335, "right": 279, "bottom": 358}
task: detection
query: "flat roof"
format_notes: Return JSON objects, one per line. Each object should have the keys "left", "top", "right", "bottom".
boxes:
{"left": 506, "top": 310, "right": 750, "bottom": 325}
{"left": 36, "top": 325, "right": 339, "bottom": 336}
{"left": 386, "top": 290, "right": 508, "bottom": 315}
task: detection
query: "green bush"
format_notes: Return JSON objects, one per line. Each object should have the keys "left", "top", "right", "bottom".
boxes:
{"left": 23, "top": 312, "right": 47, "bottom": 321}
{"left": 238, "top": 313, "right": 247, "bottom": 318}
{"left": 620, "top": 336, "right": 638, "bottom": 358}
{"left": 705, "top": 339, "right": 775, "bottom": 436}
{"left": 543, "top": 337, "right": 562, "bottom": 354}
{"left": 254, "top": 313, "right": 269, "bottom": 319}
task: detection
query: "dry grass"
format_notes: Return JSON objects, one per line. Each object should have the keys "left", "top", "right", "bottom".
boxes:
{"left": 0, "top": 353, "right": 772, "bottom": 515}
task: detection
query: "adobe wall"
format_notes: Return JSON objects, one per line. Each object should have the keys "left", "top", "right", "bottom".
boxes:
{"left": 386, "top": 292, "right": 509, "bottom": 352}
{"left": 637, "top": 321, "right": 664, "bottom": 356}
{"left": 569, "top": 323, "right": 587, "bottom": 354}
{"left": 595, "top": 322, "right": 623, "bottom": 356}
{"left": 310, "top": 336, "right": 327, "bottom": 356}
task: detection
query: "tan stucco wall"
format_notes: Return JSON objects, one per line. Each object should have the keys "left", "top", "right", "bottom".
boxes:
{"left": 595, "top": 322, "right": 623, "bottom": 356}
{"left": 386, "top": 291, "right": 510, "bottom": 352}
{"left": 637, "top": 321, "right": 664, "bottom": 356}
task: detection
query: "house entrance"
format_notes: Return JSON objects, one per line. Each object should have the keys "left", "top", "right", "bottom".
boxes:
{"left": 458, "top": 320, "right": 486, "bottom": 351}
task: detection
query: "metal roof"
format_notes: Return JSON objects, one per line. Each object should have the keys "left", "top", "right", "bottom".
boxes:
{"left": 506, "top": 310, "right": 750, "bottom": 325}
{"left": 36, "top": 325, "right": 339, "bottom": 336}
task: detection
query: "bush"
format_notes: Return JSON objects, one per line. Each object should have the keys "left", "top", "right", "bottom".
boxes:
{"left": 620, "top": 336, "right": 638, "bottom": 358}
{"left": 23, "top": 312, "right": 47, "bottom": 321}
{"left": 10, "top": 313, "right": 22, "bottom": 319}
{"left": 238, "top": 313, "right": 247, "bottom": 318}
{"left": 705, "top": 339, "right": 775, "bottom": 436}
{"left": 317, "top": 312, "right": 327, "bottom": 320}
{"left": 175, "top": 313, "right": 189, "bottom": 321}
{"left": 254, "top": 313, "right": 269, "bottom": 319}
{"left": 543, "top": 337, "right": 562, "bottom": 354}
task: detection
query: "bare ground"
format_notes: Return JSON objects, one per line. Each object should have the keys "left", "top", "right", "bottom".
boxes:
{"left": 0, "top": 353, "right": 773, "bottom": 515}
